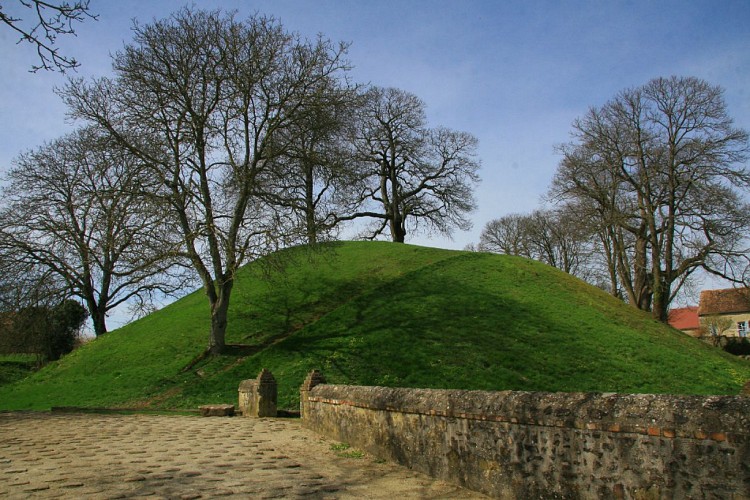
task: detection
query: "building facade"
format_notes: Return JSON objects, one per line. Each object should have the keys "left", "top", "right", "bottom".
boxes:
{"left": 697, "top": 288, "right": 750, "bottom": 338}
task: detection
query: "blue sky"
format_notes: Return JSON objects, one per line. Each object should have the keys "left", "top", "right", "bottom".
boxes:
{"left": 1, "top": 0, "right": 749, "bottom": 314}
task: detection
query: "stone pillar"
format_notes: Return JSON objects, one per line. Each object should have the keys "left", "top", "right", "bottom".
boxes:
{"left": 238, "top": 368, "right": 277, "bottom": 417}
{"left": 300, "top": 369, "right": 326, "bottom": 421}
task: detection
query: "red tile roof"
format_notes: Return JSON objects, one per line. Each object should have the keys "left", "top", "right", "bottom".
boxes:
{"left": 698, "top": 288, "right": 750, "bottom": 316}
{"left": 668, "top": 306, "right": 700, "bottom": 331}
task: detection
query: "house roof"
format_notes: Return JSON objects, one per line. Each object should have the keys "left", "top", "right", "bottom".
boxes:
{"left": 698, "top": 288, "right": 750, "bottom": 316}
{"left": 667, "top": 306, "right": 700, "bottom": 331}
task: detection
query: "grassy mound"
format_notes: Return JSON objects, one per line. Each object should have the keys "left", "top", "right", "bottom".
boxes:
{"left": 1, "top": 241, "right": 748, "bottom": 410}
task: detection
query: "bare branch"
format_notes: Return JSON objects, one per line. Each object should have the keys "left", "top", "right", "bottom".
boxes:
{"left": 1, "top": 0, "right": 97, "bottom": 72}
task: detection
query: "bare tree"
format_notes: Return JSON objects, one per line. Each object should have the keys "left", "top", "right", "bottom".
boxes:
{"left": 479, "top": 206, "right": 598, "bottom": 281}
{"left": 700, "top": 315, "right": 733, "bottom": 337}
{"left": 552, "top": 136, "right": 653, "bottom": 306}
{"left": 0, "top": 127, "right": 185, "bottom": 336}
{"left": 0, "top": 0, "right": 96, "bottom": 72}
{"left": 62, "top": 8, "right": 351, "bottom": 353}
{"left": 478, "top": 213, "right": 531, "bottom": 256}
{"left": 0, "top": 254, "right": 63, "bottom": 311}
{"left": 552, "top": 76, "right": 750, "bottom": 321}
{"left": 263, "top": 81, "right": 361, "bottom": 244}
{"left": 342, "top": 87, "right": 480, "bottom": 243}
{"left": 524, "top": 207, "right": 597, "bottom": 278}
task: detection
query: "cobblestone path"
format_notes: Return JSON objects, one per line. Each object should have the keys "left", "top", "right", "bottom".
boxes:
{"left": 0, "top": 412, "right": 485, "bottom": 499}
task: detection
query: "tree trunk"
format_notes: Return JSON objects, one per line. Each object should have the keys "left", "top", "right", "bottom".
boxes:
{"left": 208, "top": 307, "right": 228, "bottom": 354}
{"left": 86, "top": 299, "right": 108, "bottom": 337}
{"left": 391, "top": 222, "right": 406, "bottom": 242}
{"left": 208, "top": 282, "right": 233, "bottom": 354}
{"left": 632, "top": 227, "right": 652, "bottom": 311}
{"left": 92, "top": 310, "right": 108, "bottom": 337}
{"left": 306, "top": 209, "right": 317, "bottom": 245}
{"left": 599, "top": 230, "right": 620, "bottom": 297}
{"left": 305, "top": 161, "right": 317, "bottom": 245}
{"left": 390, "top": 212, "right": 406, "bottom": 243}
{"left": 651, "top": 276, "right": 670, "bottom": 322}
{"left": 652, "top": 296, "right": 668, "bottom": 322}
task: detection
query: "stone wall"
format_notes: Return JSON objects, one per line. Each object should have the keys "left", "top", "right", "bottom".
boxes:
{"left": 301, "top": 378, "right": 750, "bottom": 499}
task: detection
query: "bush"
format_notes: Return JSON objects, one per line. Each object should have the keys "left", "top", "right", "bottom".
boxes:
{"left": 0, "top": 300, "right": 88, "bottom": 363}
{"left": 723, "top": 337, "right": 750, "bottom": 356}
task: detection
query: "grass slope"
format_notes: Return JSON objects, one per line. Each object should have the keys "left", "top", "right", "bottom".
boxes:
{"left": 1, "top": 241, "right": 748, "bottom": 411}
{"left": 0, "top": 355, "right": 37, "bottom": 386}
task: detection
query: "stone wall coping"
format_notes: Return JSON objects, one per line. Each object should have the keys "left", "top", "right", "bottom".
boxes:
{"left": 238, "top": 379, "right": 256, "bottom": 391}
{"left": 301, "top": 370, "right": 326, "bottom": 392}
{"left": 308, "top": 384, "right": 749, "bottom": 441}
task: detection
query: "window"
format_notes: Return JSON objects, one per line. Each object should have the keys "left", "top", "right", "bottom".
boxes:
{"left": 737, "top": 321, "right": 747, "bottom": 338}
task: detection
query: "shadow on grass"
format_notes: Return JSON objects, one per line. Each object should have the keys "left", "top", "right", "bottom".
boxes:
{"left": 260, "top": 253, "right": 611, "bottom": 397}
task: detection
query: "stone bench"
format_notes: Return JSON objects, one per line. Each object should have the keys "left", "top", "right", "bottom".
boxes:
{"left": 198, "top": 404, "right": 235, "bottom": 417}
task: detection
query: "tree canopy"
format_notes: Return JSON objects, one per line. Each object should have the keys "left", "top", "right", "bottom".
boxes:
{"left": 344, "top": 87, "right": 480, "bottom": 242}
{"left": 0, "top": 127, "right": 185, "bottom": 336}
{"left": 61, "top": 8, "right": 354, "bottom": 352}
{"left": 4, "top": 7, "right": 482, "bottom": 350}
{"left": 550, "top": 76, "right": 750, "bottom": 320}
{"left": 478, "top": 76, "right": 750, "bottom": 321}
{"left": 0, "top": 298, "right": 88, "bottom": 363}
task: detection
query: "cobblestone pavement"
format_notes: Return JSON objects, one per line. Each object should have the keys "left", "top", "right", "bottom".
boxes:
{"left": 0, "top": 412, "right": 486, "bottom": 499}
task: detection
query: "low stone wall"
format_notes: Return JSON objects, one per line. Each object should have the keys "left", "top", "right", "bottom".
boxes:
{"left": 301, "top": 377, "right": 750, "bottom": 499}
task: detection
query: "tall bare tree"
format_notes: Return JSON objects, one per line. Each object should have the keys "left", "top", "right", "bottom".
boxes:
{"left": 0, "top": 127, "right": 184, "bottom": 336}
{"left": 343, "top": 87, "right": 480, "bottom": 243}
{"left": 524, "top": 207, "right": 597, "bottom": 278}
{"left": 0, "top": 0, "right": 96, "bottom": 72}
{"left": 263, "top": 81, "right": 361, "bottom": 244}
{"left": 551, "top": 137, "right": 652, "bottom": 306}
{"left": 62, "top": 8, "right": 351, "bottom": 353}
{"left": 552, "top": 76, "right": 750, "bottom": 321}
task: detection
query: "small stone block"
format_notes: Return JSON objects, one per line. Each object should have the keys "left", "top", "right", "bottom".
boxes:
{"left": 662, "top": 429, "right": 675, "bottom": 438}
{"left": 607, "top": 424, "right": 621, "bottom": 433}
{"left": 647, "top": 427, "right": 660, "bottom": 437}
{"left": 199, "top": 404, "right": 235, "bottom": 417}
{"left": 694, "top": 430, "right": 709, "bottom": 440}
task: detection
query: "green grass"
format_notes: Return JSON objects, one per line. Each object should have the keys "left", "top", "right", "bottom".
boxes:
{"left": 330, "top": 442, "right": 365, "bottom": 458}
{"left": 0, "top": 354, "right": 37, "bottom": 386}
{"left": 1, "top": 241, "right": 748, "bottom": 411}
